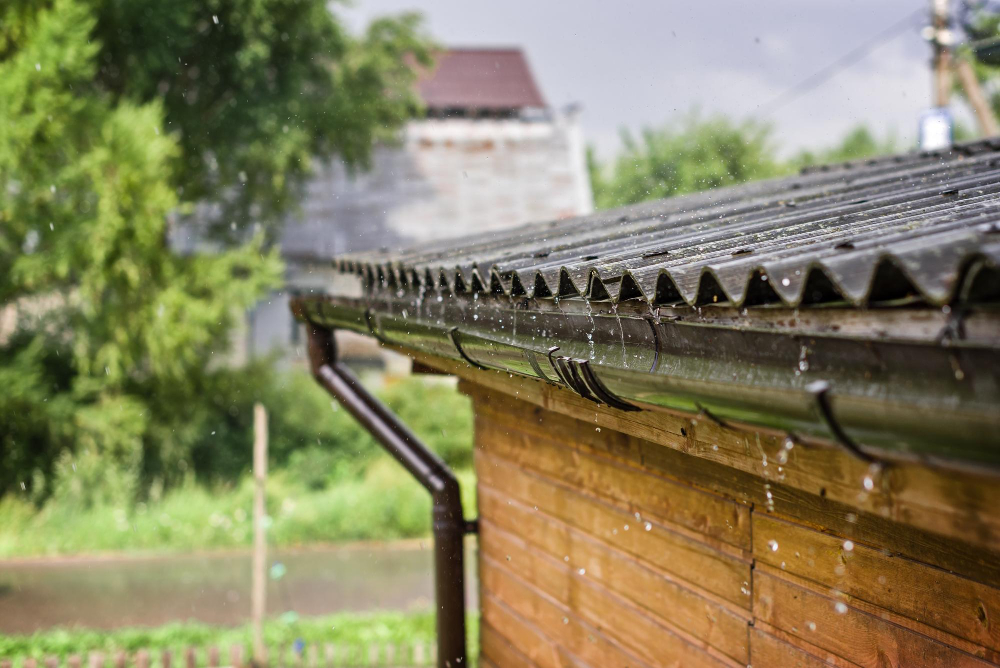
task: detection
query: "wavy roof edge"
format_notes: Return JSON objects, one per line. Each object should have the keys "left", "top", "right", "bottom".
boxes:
{"left": 329, "top": 138, "right": 1000, "bottom": 310}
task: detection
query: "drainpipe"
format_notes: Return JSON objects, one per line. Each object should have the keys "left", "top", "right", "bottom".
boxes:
{"left": 305, "top": 324, "right": 474, "bottom": 668}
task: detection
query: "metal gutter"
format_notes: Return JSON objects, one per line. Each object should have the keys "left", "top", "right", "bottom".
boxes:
{"left": 303, "top": 321, "right": 475, "bottom": 668}
{"left": 292, "top": 291, "right": 1000, "bottom": 475}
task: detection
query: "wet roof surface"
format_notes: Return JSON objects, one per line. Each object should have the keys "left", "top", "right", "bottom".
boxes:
{"left": 334, "top": 138, "right": 1000, "bottom": 309}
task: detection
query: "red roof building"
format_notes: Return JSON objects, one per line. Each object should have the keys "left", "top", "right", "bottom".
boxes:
{"left": 418, "top": 48, "right": 547, "bottom": 114}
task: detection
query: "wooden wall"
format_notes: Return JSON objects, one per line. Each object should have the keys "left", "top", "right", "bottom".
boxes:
{"left": 463, "top": 380, "right": 1000, "bottom": 668}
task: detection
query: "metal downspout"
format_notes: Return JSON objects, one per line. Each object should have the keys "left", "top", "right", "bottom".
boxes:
{"left": 305, "top": 324, "right": 475, "bottom": 668}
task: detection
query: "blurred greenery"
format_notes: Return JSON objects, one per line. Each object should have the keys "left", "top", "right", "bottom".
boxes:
{"left": 589, "top": 112, "right": 782, "bottom": 210}
{"left": 0, "top": 373, "right": 475, "bottom": 558}
{"left": 588, "top": 114, "right": 902, "bottom": 210}
{"left": 0, "top": 609, "right": 479, "bottom": 665}
{"left": 0, "top": 0, "right": 432, "bottom": 507}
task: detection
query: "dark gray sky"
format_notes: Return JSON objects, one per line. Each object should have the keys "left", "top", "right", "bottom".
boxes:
{"left": 345, "top": 0, "right": 947, "bottom": 158}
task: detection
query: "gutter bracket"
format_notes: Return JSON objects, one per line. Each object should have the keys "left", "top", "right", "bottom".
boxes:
{"left": 806, "top": 380, "right": 879, "bottom": 464}
{"left": 524, "top": 349, "right": 554, "bottom": 383}
{"left": 449, "top": 327, "right": 490, "bottom": 370}
{"left": 558, "top": 357, "right": 599, "bottom": 403}
{"left": 547, "top": 346, "right": 572, "bottom": 386}
{"left": 696, "top": 403, "right": 736, "bottom": 430}
{"left": 545, "top": 348, "right": 638, "bottom": 411}
{"left": 577, "top": 359, "right": 641, "bottom": 412}
{"left": 364, "top": 308, "right": 387, "bottom": 345}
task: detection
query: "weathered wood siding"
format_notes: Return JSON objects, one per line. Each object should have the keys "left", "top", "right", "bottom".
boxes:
{"left": 465, "top": 380, "right": 1000, "bottom": 668}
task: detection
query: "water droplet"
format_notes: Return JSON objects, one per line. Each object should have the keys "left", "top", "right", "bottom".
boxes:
{"left": 212, "top": 14, "right": 219, "bottom": 23}
{"left": 35, "top": 63, "right": 41, "bottom": 71}
{"left": 834, "top": 602, "right": 848, "bottom": 614}
{"left": 578, "top": 568, "right": 586, "bottom": 575}
{"left": 807, "top": 621, "right": 817, "bottom": 631}
{"left": 863, "top": 475, "right": 875, "bottom": 491}
{"left": 781, "top": 277, "right": 791, "bottom": 287}
{"left": 842, "top": 540, "right": 854, "bottom": 552}
{"left": 644, "top": 522, "right": 652, "bottom": 531}
{"left": 562, "top": 617, "right": 569, "bottom": 624}
{"left": 767, "top": 539, "right": 779, "bottom": 552}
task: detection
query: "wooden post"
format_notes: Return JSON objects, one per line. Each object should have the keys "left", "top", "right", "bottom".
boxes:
{"left": 252, "top": 402, "right": 268, "bottom": 666}
{"left": 955, "top": 56, "right": 1000, "bottom": 136}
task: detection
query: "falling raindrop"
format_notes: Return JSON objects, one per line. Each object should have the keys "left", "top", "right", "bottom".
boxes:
{"left": 767, "top": 539, "right": 779, "bottom": 552}
{"left": 834, "top": 602, "right": 848, "bottom": 614}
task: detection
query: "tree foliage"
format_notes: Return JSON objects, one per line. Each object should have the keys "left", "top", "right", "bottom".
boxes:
{"left": 0, "top": 0, "right": 431, "bottom": 503}
{"left": 590, "top": 113, "right": 782, "bottom": 210}
{"left": 589, "top": 115, "right": 900, "bottom": 210}
{"left": 791, "top": 125, "right": 897, "bottom": 168}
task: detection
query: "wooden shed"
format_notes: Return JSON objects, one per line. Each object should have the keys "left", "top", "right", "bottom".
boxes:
{"left": 292, "top": 139, "right": 1000, "bottom": 667}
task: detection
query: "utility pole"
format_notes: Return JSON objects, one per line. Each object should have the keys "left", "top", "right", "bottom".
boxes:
{"left": 955, "top": 56, "right": 1000, "bottom": 135}
{"left": 931, "top": 0, "right": 953, "bottom": 107}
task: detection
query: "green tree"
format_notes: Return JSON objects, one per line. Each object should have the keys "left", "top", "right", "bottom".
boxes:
{"left": 791, "top": 125, "right": 898, "bottom": 168}
{"left": 592, "top": 113, "right": 781, "bottom": 209}
{"left": 0, "top": 0, "right": 431, "bottom": 504}
{"left": 86, "top": 0, "right": 432, "bottom": 237}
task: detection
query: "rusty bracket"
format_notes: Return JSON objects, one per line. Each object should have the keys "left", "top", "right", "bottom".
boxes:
{"left": 806, "top": 380, "right": 878, "bottom": 464}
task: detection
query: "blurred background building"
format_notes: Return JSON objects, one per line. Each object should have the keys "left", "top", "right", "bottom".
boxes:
{"left": 239, "top": 47, "right": 593, "bottom": 364}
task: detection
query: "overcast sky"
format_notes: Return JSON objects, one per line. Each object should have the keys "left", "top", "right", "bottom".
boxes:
{"left": 344, "top": 0, "right": 955, "bottom": 159}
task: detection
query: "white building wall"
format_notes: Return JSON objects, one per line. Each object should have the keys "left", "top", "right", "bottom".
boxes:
{"left": 257, "top": 112, "right": 594, "bottom": 364}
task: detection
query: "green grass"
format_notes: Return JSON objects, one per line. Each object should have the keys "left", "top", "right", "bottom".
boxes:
{"left": 0, "top": 463, "right": 476, "bottom": 558}
{"left": 0, "top": 372, "right": 477, "bottom": 559}
{"left": 0, "top": 610, "right": 479, "bottom": 665}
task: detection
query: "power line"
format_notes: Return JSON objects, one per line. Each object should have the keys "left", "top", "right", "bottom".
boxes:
{"left": 755, "top": 8, "right": 926, "bottom": 118}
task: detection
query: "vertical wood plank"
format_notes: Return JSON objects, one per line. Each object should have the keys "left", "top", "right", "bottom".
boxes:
{"left": 252, "top": 402, "right": 268, "bottom": 665}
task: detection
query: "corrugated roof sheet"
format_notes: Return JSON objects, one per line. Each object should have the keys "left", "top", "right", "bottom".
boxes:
{"left": 334, "top": 138, "right": 1000, "bottom": 309}
{"left": 418, "top": 48, "right": 546, "bottom": 111}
